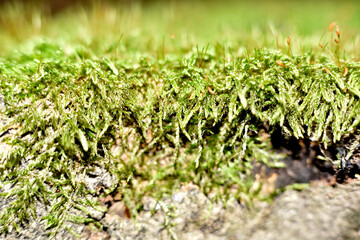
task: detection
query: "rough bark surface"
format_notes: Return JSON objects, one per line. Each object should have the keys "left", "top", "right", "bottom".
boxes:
{"left": 2, "top": 181, "right": 360, "bottom": 240}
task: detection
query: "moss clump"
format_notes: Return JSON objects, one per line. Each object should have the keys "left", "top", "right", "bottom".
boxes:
{"left": 1, "top": 37, "right": 360, "bottom": 236}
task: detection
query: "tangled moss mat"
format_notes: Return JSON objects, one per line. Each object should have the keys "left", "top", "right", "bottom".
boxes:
{"left": 1, "top": 42, "right": 360, "bottom": 237}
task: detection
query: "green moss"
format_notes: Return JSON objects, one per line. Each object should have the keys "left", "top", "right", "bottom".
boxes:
{"left": 1, "top": 1, "right": 360, "bottom": 237}
{"left": 1, "top": 40, "right": 360, "bottom": 235}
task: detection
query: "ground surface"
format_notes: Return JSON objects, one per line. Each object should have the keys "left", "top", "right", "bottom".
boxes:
{"left": 2, "top": 181, "right": 360, "bottom": 240}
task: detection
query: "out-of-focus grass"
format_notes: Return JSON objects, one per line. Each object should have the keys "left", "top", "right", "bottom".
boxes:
{"left": 1, "top": 0, "right": 360, "bottom": 57}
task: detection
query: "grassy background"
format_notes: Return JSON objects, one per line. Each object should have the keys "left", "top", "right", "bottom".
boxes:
{"left": 1, "top": 0, "right": 360, "bottom": 57}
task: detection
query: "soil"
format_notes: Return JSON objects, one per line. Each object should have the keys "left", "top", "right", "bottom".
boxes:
{"left": 3, "top": 180, "right": 360, "bottom": 240}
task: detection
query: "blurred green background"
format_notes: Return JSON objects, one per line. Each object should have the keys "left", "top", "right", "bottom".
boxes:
{"left": 0, "top": 0, "right": 360, "bottom": 56}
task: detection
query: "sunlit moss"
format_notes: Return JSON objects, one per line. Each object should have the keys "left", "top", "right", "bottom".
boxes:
{"left": 1, "top": 1, "right": 360, "bottom": 236}
{"left": 0, "top": 40, "right": 359, "bottom": 235}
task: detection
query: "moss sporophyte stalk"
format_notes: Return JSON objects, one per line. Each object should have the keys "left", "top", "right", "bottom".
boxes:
{"left": 1, "top": 40, "right": 360, "bottom": 235}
